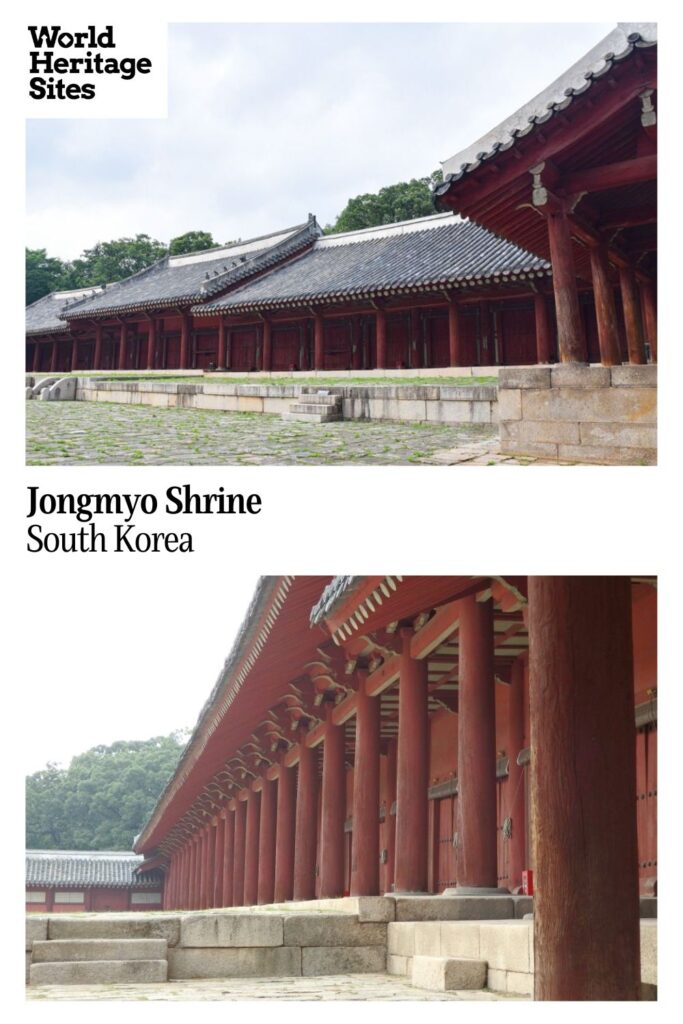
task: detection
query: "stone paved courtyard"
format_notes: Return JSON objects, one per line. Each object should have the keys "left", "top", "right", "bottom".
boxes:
{"left": 26, "top": 401, "right": 504, "bottom": 466}
{"left": 26, "top": 973, "right": 521, "bottom": 1001}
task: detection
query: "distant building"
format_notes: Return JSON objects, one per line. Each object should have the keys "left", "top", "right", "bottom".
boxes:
{"left": 25, "top": 850, "right": 165, "bottom": 913}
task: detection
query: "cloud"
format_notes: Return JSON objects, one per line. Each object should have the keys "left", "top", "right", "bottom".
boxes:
{"left": 26, "top": 22, "right": 613, "bottom": 259}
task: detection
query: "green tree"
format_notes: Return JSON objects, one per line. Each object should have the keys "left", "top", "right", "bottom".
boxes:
{"left": 25, "top": 731, "right": 189, "bottom": 851}
{"left": 79, "top": 234, "right": 168, "bottom": 286}
{"left": 25, "top": 248, "right": 69, "bottom": 304}
{"left": 169, "top": 230, "right": 216, "bottom": 256}
{"left": 326, "top": 169, "right": 444, "bottom": 234}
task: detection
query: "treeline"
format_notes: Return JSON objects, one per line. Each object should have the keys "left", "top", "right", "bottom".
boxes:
{"left": 27, "top": 170, "right": 443, "bottom": 305}
{"left": 26, "top": 731, "right": 189, "bottom": 851}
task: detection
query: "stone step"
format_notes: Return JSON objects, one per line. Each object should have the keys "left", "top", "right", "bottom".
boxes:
{"left": 30, "top": 959, "right": 168, "bottom": 986}
{"left": 411, "top": 955, "right": 487, "bottom": 992}
{"left": 282, "top": 410, "right": 341, "bottom": 423}
{"left": 47, "top": 914, "right": 180, "bottom": 944}
{"left": 32, "top": 938, "right": 167, "bottom": 963}
{"left": 289, "top": 403, "right": 342, "bottom": 416}
{"left": 299, "top": 394, "right": 342, "bottom": 406}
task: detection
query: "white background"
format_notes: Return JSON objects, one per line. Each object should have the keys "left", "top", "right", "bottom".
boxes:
{"left": 1, "top": 1, "right": 677, "bottom": 1020}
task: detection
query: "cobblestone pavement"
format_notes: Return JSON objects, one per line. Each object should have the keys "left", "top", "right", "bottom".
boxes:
{"left": 26, "top": 401, "right": 501, "bottom": 466}
{"left": 26, "top": 973, "right": 522, "bottom": 1000}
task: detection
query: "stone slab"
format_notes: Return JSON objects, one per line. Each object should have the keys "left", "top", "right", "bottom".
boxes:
{"left": 30, "top": 959, "right": 168, "bottom": 986}
{"left": 48, "top": 915, "right": 181, "bottom": 946}
{"left": 180, "top": 913, "right": 283, "bottom": 948}
{"left": 387, "top": 954, "right": 410, "bottom": 976}
{"left": 302, "top": 945, "right": 387, "bottom": 976}
{"left": 26, "top": 916, "right": 48, "bottom": 950}
{"left": 640, "top": 897, "right": 657, "bottom": 919}
{"left": 557, "top": 443, "right": 656, "bottom": 466}
{"left": 32, "top": 938, "right": 167, "bottom": 962}
{"left": 498, "top": 367, "right": 551, "bottom": 389}
{"left": 479, "top": 921, "right": 531, "bottom": 973}
{"left": 521, "top": 387, "right": 657, "bottom": 425}
{"left": 505, "top": 969, "right": 533, "bottom": 996}
{"left": 550, "top": 364, "right": 611, "bottom": 388}
{"left": 439, "top": 922, "right": 481, "bottom": 959}
{"left": 411, "top": 955, "right": 487, "bottom": 991}
{"left": 579, "top": 422, "right": 657, "bottom": 450}
{"left": 387, "top": 923, "right": 415, "bottom": 957}
{"left": 497, "top": 388, "right": 522, "bottom": 421}
{"left": 501, "top": 418, "right": 580, "bottom": 445}
{"left": 640, "top": 920, "right": 657, "bottom": 985}
{"left": 413, "top": 922, "right": 442, "bottom": 956}
{"left": 511, "top": 897, "right": 533, "bottom": 919}
{"left": 284, "top": 914, "right": 385, "bottom": 947}
{"left": 394, "top": 896, "right": 514, "bottom": 922}
{"left": 168, "top": 945, "right": 301, "bottom": 979}
{"left": 611, "top": 365, "right": 657, "bottom": 387}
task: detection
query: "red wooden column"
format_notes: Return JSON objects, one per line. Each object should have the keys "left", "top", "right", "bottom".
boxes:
{"left": 640, "top": 280, "right": 657, "bottom": 363}
{"left": 448, "top": 299, "right": 462, "bottom": 367}
{"left": 232, "top": 799, "right": 247, "bottom": 907}
{"left": 213, "top": 813, "right": 226, "bottom": 908}
{"left": 506, "top": 655, "right": 527, "bottom": 891}
{"left": 350, "top": 684, "right": 380, "bottom": 896}
{"left": 533, "top": 292, "right": 552, "bottom": 364}
{"left": 146, "top": 318, "right": 156, "bottom": 370}
{"left": 50, "top": 339, "right": 59, "bottom": 372}
{"left": 179, "top": 312, "right": 190, "bottom": 369}
{"left": 619, "top": 267, "right": 647, "bottom": 364}
{"left": 274, "top": 764, "right": 296, "bottom": 902}
{"left": 589, "top": 245, "right": 622, "bottom": 366}
{"left": 243, "top": 789, "right": 261, "bottom": 906}
{"left": 411, "top": 308, "right": 422, "bottom": 368}
{"left": 528, "top": 577, "right": 640, "bottom": 1000}
{"left": 188, "top": 835, "right": 197, "bottom": 908}
{"left": 394, "top": 631, "right": 428, "bottom": 893}
{"left": 185, "top": 840, "right": 193, "bottom": 908}
{"left": 198, "top": 828, "right": 208, "bottom": 909}
{"left": 257, "top": 777, "right": 277, "bottom": 905}
{"left": 352, "top": 316, "right": 362, "bottom": 370}
{"left": 217, "top": 320, "right": 227, "bottom": 370}
{"left": 93, "top": 323, "right": 103, "bottom": 370}
{"left": 319, "top": 714, "right": 346, "bottom": 898}
{"left": 70, "top": 337, "right": 79, "bottom": 372}
{"left": 32, "top": 342, "right": 41, "bottom": 372}
{"left": 375, "top": 308, "right": 387, "bottom": 369}
{"left": 293, "top": 741, "right": 318, "bottom": 900}
{"left": 546, "top": 206, "right": 587, "bottom": 362}
{"left": 313, "top": 314, "right": 324, "bottom": 371}
{"left": 117, "top": 321, "right": 127, "bottom": 369}
{"left": 205, "top": 823, "right": 216, "bottom": 908}
{"left": 384, "top": 738, "right": 397, "bottom": 893}
{"left": 177, "top": 845, "right": 187, "bottom": 909}
{"left": 479, "top": 301, "right": 491, "bottom": 365}
{"left": 222, "top": 808, "right": 235, "bottom": 907}
{"left": 262, "top": 320, "right": 272, "bottom": 373}
{"left": 457, "top": 595, "right": 498, "bottom": 891}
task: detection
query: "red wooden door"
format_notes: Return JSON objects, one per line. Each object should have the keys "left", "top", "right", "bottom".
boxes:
{"left": 427, "top": 314, "right": 449, "bottom": 367}
{"left": 272, "top": 326, "right": 300, "bottom": 371}
{"left": 386, "top": 316, "right": 410, "bottom": 369}
{"left": 500, "top": 305, "right": 537, "bottom": 365}
{"left": 194, "top": 331, "right": 218, "bottom": 369}
{"left": 230, "top": 328, "right": 259, "bottom": 371}
{"left": 434, "top": 795, "right": 458, "bottom": 892}
{"left": 38, "top": 345, "right": 53, "bottom": 371}
{"left": 164, "top": 334, "right": 181, "bottom": 369}
{"left": 76, "top": 341, "right": 94, "bottom": 370}
{"left": 636, "top": 722, "right": 657, "bottom": 894}
{"left": 324, "top": 320, "right": 353, "bottom": 370}
{"left": 461, "top": 310, "right": 479, "bottom": 365}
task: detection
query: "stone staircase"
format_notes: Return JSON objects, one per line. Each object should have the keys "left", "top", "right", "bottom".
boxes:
{"left": 283, "top": 392, "right": 343, "bottom": 423}
{"left": 28, "top": 916, "right": 171, "bottom": 986}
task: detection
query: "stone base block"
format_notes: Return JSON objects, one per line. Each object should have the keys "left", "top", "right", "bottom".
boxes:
{"left": 411, "top": 955, "right": 487, "bottom": 991}
{"left": 168, "top": 945, "right": 301, "bottom": 979}
{"left": 26, "top": 916, "right": 48, "bottom": 950}
{"left": 302, "top": 945, "right": 387, "bottom": 976}
{"left": 180, "top": 912, "right": 283, "bottom": 948}
{"left": 387, "top": 954, "right": 410, "bottom": 976}
{"left": 30, "top": 959, "right": 168, "bottom": 986}
{"left": 32, "top": 938, "right": 167, "bottom": 962}
{"left": 394, "top": 895, "right": 514, "bottom": 921}
{"left": 283, "top": 914, "right": 386, "bottom": 947}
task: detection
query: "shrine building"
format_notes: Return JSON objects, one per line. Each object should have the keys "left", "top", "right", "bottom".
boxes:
{"left": 25, "top": 850, "right": 164, "bottom": 914}
{"left": 134, "top": 574, "right": 657, "bottom": 1000}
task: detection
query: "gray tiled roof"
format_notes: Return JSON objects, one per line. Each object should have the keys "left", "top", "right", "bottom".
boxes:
{"left": 25, "top": 288, "right": 104, "bottom": 336}
{"left": 437, "top": 23, "right": 657, "bottom": 191}
{"left": 62, "top": 220, "right": 320, "bottom": 320}
{"left": 310, "top": 577, "right": 363, "bottom": 625}
{"left": 26, "top": 850, "right": 162, "bottom": 889}
{"left": 194, "top": 214, "right": 549, "bottom": 314}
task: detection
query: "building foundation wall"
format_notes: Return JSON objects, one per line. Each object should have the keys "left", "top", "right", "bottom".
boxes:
{"left": 498, "top": 365, "right": 656, "bottom": 465}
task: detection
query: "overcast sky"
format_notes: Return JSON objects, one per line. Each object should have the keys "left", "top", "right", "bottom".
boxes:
{"left": 26, "top": 22, "right": 613, "bottom": 260}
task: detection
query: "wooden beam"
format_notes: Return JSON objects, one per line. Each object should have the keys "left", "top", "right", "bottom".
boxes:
{"left": 365, "top": 654, "right": 401, "bottom": 696}
{"left": 599, "top": 206, "right": 657, "bottom": 230}
{"left": 562, "top": 154, "right": 656, "bottom": 195}
{"left": 410, "top": 600, "right": 461, "bottom": 660}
